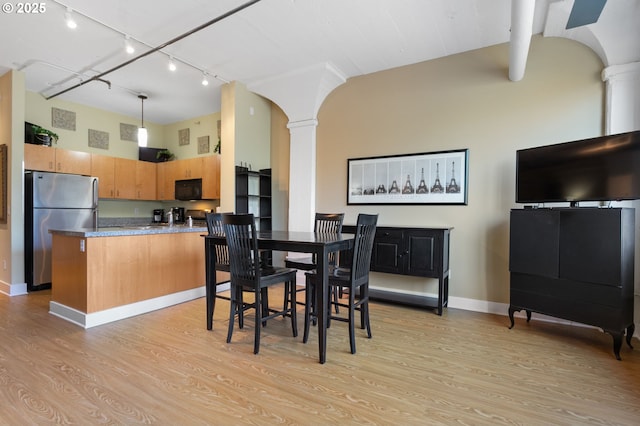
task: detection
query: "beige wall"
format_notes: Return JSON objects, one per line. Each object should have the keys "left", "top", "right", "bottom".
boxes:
{"left": 315, "top": 36, "right": 604, "bottom": 307}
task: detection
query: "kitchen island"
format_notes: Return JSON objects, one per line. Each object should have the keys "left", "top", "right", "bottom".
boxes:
{"left": 50, "top": 225, "right": 208, "bottom": 328}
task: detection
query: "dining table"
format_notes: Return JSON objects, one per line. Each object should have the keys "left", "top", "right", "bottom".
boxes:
{"left": 204, "top": 230, "right": 354, "bottom": 364}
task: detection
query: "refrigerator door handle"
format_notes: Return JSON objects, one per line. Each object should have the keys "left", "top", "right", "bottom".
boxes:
{"left": 93, "top": 178, "right": 98, "bottom": 207}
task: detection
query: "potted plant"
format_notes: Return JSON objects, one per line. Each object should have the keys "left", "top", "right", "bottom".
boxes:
{"left": 31, "top": 125, "right": 59, "bottom": 146}
{"left": 156, "top": 149, "right": 175, "bottom": 162}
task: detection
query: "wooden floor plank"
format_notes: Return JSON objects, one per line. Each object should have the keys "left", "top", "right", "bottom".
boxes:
{"left": 1, "top": 289, "right": 639, "bottom": 425}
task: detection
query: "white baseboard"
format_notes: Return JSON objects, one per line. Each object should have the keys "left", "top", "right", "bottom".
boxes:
{"left": 0, "top": 280, "right": 27, "bottom": 296}
{"left": 50, "top": 286, "right": 206, "bottom": 329}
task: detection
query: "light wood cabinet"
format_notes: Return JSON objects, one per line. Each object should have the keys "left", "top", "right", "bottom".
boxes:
{"left": 91, "top": 154, "right": 116, "bottom": 198}
{"left": 92, "top": 155, "right": 157, "bottom": 200}
{"left": 157, "top": 161, "right": 177, "bottom": 200}
{"left": 114, "top": 158, "right": 137, "bottom": 199}
{"left": 28, "top": 147, "right": 217, "bottom": 201}
{"left": 135, "top": 161, "right": 157, "bottom": 200}
{"left": 202, "top": 155, "right": 221, "bottom": 199}
{"left": 24, "top": 144, "right": 56, "bottom": 171}
{"left": 55, "top": 149, "right": 91, "bottom": 175}
{"left": 25, "top": 145, "right": 91, "bottom": 175}
{"left": 158, "top": 155, "right": 220, "bottom": 200}
{"left": 51, "top": 231, "right": 204, "bottom": 315}
{"left": 175, "top": 157, "right": 203, "bottom": 180}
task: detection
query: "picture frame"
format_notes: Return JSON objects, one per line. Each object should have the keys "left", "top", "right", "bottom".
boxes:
{"left": 347, "top": 148, "right": 469, "bottom": 205}
{"left": 0, "top": 144, "right": 7, "bottom": 223}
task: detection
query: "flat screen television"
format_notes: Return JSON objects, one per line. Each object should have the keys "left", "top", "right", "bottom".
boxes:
{"left": 516, "top": 130, "right": 640, "bottom": 204}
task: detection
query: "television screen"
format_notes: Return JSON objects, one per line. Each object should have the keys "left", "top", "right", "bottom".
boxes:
{"left": 516, "top": 130, "right": 640, "bottom": 204}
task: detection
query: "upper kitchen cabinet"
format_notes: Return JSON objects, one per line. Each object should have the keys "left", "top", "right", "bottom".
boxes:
{"left": 201, "top": 155, "right": 220, "bottom": 199}
{"left": 91, "top": 155, "right": 155, "bottom": 200}
{"left": 114, "top": 158, "right": 137, "bottom": 200}
{"left": 135, "top": 161, "right": 157, "bottom": 200}
{"left": 156, "top": 161, "right": 174, "bottom": 200}
{"left": 25, "top": 145, "right": 91, "bottom": 176}
{"left": 90, "top": 153, "right": 115, "bottom": 198}
{"left": 158, "top": 155, "right": 220, "bottom": 200}
{"left": 175, "top": 157, "right": 203, "bottom": 180}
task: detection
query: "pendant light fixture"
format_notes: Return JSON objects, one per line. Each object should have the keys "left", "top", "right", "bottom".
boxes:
{"left": 137, "top": 94, "right": 148, "bottom": 147}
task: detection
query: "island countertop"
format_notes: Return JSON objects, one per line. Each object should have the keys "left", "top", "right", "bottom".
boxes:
{"left": 49, "top": 224, "right": 208, "bottom": 238}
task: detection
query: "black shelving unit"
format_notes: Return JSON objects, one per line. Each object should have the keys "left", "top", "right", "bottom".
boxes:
{"left": 235, "top": 166, "right": 272, "bottom": 264}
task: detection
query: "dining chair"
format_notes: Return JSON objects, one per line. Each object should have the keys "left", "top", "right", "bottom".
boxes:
{"left": 206, "top": 212, "right": 247, "bottom": 330}
{"left": 303, "top": 213, "right": 378, "bottom": 354}
{"left": 223, "top": 213, "right": 298, "bottom": 354}
{"left": 284, "top": 213, "right": 345, "bottom": 313}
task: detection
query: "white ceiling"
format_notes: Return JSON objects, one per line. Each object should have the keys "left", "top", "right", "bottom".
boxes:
{"left": 0, "top": 0, "right": 638, "bottom": 125}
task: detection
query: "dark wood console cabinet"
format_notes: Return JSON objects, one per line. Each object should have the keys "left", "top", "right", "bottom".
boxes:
{"left": 342, "top": 225, "right": 452, "bottom": 315}
{"left": 508, "top": 207, "right": 635, "bottom": 360}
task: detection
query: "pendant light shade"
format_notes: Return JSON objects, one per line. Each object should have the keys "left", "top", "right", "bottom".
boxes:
{"left": 138, "top": 94, "right": 148, "bottom": 147}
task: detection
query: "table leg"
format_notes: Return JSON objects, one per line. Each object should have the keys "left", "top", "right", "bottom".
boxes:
{"left": 316, "top": 247, "right": 328, "bottom": 364}
{"left": 205, "top": 239, "right": 216, "bottom": 331}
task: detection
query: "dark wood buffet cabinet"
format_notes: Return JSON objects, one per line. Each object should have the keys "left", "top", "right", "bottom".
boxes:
{"left": 508, "top": 207, "right": 635, "bottom": 360}
{"left": 342, "top": 225, "right": 452, "bottom": 315}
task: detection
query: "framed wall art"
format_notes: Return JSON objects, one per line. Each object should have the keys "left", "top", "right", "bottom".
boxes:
{"left": 347, "top": 149, "right": 469, "bottom": 205}
{"left": 0, "top": 144, "right": 7, "bottom": 223}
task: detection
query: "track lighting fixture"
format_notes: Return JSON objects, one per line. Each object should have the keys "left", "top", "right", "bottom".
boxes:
{"left": 64, "top": 7, "right": 77, "bottom": 29}
{"left": 168, "top": 56, "right": 177, "bottom": 72}
{"left": 124, "top": 35, "right": 135, "bottom": 55}
{"left": 137, "top": 94, "right": 148, "bottom": 147}
{"left": 201, "top": 72, "right": 209, "bottom": 86}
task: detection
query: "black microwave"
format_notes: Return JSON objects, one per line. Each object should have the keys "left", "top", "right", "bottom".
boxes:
{"left": 175, "top": 178, "right": 202, "bottom": 200}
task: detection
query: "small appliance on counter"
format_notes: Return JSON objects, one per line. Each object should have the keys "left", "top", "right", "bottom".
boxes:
{"left": 185, "top": 209, "right": 208, "bottom": 227}
{"left": 152, "top": 209, "right": 164, "bottom": 223}
{"left": 172, "top": 207, "right": 185, "bottom": 224}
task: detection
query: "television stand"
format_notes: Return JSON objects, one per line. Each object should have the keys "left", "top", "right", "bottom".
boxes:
{"left": 508, "top": 207, "right": 635, "bottom": 360}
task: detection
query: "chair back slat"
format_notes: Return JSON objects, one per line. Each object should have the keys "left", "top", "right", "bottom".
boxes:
{"left": 350, "top": 214, "right": 378, "bottom": 285}
{"left": 314, "top": 213, "right": 345, "bottom": 265}
{"left": 315, "top": 213, "right": 344, "bottom": 233}
{"left": 206, "top": 212, "right": 230, "bottom": 269}
{"left": 223, "top": 214, "right": 260, "bottom": 285}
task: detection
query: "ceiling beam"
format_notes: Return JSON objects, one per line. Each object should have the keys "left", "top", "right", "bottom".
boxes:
{"left": 509, "top": 0, "right": 536, "bottom": 82}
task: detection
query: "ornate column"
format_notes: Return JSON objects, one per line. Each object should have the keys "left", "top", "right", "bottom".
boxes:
{"left": 248, "top": 62, "right": 346, "bottom": 232}
{"left": 601, "top": 62, "right": 640, "bottom": 134}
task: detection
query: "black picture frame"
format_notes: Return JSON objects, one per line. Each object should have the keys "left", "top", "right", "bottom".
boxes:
{"left": 347, "top": 148, "right": 468, "bottom": 205}
{"left": 0, "top": 144, "right": 7, "bottom": 223}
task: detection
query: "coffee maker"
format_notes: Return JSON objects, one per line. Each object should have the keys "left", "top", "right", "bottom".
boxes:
{"left": 152, "top": 209, "right": 164, "bottom": 223}
{"left": 172, "top": 207, "right": 185, "bottom": 224}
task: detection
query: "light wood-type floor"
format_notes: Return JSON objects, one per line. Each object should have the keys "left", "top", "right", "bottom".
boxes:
{"left": 1, "top": 288, "right": 639, "bottom": 425}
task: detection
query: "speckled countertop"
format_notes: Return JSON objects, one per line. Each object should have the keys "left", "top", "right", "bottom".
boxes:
{"left": 49, "top": 224, "right": 208, "bottom": 238}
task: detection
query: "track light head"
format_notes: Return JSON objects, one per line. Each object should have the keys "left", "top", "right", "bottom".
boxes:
{"left": 65, "top": 8, "right": 77, "bottom": 29}
{"left": 124, "top": 35, "right": 135, "bottom": 54}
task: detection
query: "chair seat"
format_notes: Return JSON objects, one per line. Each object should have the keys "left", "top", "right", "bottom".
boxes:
{"left": 306, "top": 265, "right": 351, "bottom": 282}
{"left": 285, "top": 256, "right": 316, "bottom": 271}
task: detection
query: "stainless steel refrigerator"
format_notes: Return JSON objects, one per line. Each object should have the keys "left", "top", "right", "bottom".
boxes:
{"left": 25, "top": 171, "right": 99, "bottom": 291}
